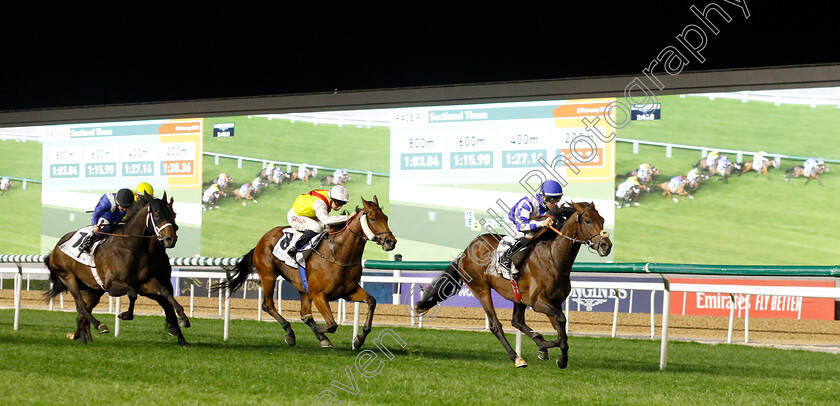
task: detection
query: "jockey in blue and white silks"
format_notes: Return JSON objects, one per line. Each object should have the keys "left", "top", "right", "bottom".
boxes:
{"left": 667, "top": 175, "right": 685, "bottom": 193}
{"left": 499, "top": 180, "right": 564, "bottom": 278}
{"left": 79, "top": 188, "right": 135, "bottom": 254}
{"left": 716, "top": 154, "right": 730, "bottom": 175}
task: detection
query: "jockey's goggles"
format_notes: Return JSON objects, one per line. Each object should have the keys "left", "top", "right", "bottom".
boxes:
{"left": 332, "top": 199, "right": 347, "bottom": 207}
{"left": 543, "top": 195, "right": 562, "bottom": 204}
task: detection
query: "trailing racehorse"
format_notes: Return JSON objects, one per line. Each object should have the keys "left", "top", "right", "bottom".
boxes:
{"left": 216, "top": 196, "right": 396, "bottom": 349}
{"left": 738, "top": 159, "right": 777, "bottom": 178}
{"left": 43, "top": 193, "right": 190, "bottom": 345}
{"left": 415, "top": 202, "right": 611, "bottom": 369}
{"left": 785, "top": 164, "right": 829, "bottom": 185}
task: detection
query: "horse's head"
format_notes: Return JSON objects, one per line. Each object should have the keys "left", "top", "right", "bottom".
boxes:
{"left": 355, "top": 195, "right": 397, "bottom": 251}
{"left": 560, "top": 202, "right": 611, "bottom": 257}
{"left": 144, "top": 192, "right": 179, "bottom": 248}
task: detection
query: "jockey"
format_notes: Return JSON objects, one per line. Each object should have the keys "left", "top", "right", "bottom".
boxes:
{"left": 332, "top": 168, "right": 348, "bottom": 185}
{"left": 668, "top": 175, "right": 685, "bottom": 192}
{"left": 134, "top": 182, "right": 154, "bottom": 201}
{"left": 297, "top": 163, "right": 309, "bottom": 181}
{"left": 286, "top": 185, "right": 351, "bottom": 258}
{"left": 615, "top": 176, "right": 640, "bottom": 200}
{"left": 752, "top": 151, "right": 768, "bottom": 172}
{"left": 706, "top": 150, "right": 719, "bottom": 167}
{"left": 498, "top": 180, "right": 563, "bottom": 277}
{"left": 804, "top": 158, "right": 823, "bottom": 176}
{"left": 202, "top": 183, "right": 221, "bottom": 204}
{"left": 79, "top": 188, "right": 135, "bottom": 254}
{"left": 686, "top": 167, "right": 701, "bottom": 182}
{"left": 637, "top": 164, "right": 651, "bottom": 183}
{"left": 238, "top": 182, "right": 251, "bottom": 196}
{"left": 716, "top": 154, "right": 730, "bottom": 174}
{"left": 0, "top": 176, "right": 10, "bottom": 190}
{"left": 217, "top": 173, "right": 231, "bottom": 190}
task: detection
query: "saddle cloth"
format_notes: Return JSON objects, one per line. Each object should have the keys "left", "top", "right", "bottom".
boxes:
{"left": 57, "top": 226, "right": 106, "bottom": 289}
{"left": 58, "top": 226, "right": 103, "bottom": 268}
{"left": 271, "top": 228, "right": 328, "bottom": 268}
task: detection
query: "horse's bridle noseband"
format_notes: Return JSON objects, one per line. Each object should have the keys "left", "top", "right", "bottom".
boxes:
{"left": 549, "top": 208, "right": 610, "bottom": 250}
{"left": 146, "top": 205, "right": 174, "bottom": 242}
{"left": 341, "top": 208, "right": 395, "bottom": 246}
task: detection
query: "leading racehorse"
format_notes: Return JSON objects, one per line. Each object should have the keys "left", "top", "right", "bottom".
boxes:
{"left": 216, "top": 196, "right": 396, "bottom": 349}
{"left": 415, "top": 201, "right": 611, "bottom": 369}
{"left": 43, "top": 193, "right": 190, "bottom": 345}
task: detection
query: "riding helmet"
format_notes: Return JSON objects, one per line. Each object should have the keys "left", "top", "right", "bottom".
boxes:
{"left": 329, "top": 185, "right": 349, "bottom": 205}
{"left": 135, "top": 182, "right": 154, "bottom": 198}
{"left": 116, "top": 188, "right": 135, "bottom": 208}
{"left": 540, "top": 180, "right": 564, "bottom": 197}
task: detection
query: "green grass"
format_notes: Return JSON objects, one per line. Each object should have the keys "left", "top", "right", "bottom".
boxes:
{"left": 0, "top": 139, "right": 43, "bottom": 254}
{"left": 614, "top": 95, "right": 840, "bottom": 264}
{"left": 2, "top": 309, "right": 839, "bottom": 405}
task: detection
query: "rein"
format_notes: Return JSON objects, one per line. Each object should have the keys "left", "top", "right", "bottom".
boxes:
{"left": 547, "top": 208, "right": 609, "bottom": 250}
{"left": 314, "top": 207, "right": 391, "bottom": 267}
{"left": 94, "top": 206, "right": 173, "bottom": 242}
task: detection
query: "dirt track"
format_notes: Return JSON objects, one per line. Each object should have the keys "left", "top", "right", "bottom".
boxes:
{"left": 4, "top": 291, "right": 840, "bottom": 353}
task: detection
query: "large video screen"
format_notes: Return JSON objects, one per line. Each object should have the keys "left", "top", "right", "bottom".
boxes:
{"left": 0, "top": 86, "right": 837, "bottom": 266}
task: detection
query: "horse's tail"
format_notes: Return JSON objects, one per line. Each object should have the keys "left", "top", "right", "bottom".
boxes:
{"left": 43, "top": 254, "right": 68, "bottom": 300}
{"left": 213, "top": 249, "right": 255, "bottom": 296}
{"left": 415, "top": 260, "right": 463, "bottom": 314}
{"left": 693, "top": 159, "right": 702, "bottom": 168}
{"left": 785, "top": 166, "right": 796, "bottom": 174}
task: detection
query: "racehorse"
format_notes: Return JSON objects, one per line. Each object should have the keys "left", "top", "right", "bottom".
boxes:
{"left": 290, "top": 169, "right": 312, "bottom": 183}
{"left": 258, "top": 167, "right": 291, "bottom": 187}
{"left": 233, "top": 182, "right": 265, "bottom": 205}
{"left": 215, "top": 196, "right": 397, "bottom": 349}
{"left": 0, "top": 178, "right": 13, "bottom": 195}
{"left": 738, "top": 159, "right": 777, "bottom": 178}
{"left": 202, "top": 186, "right": 225, "bottom": 210}
{"left": 685, "top": 174, "right": 708, "bottom": 194}
{"left": 321, "top": 172, "right": 352, "bottom": 186}
{"left": 785, "top": 164, "right": 829, "bottom": 185}
{"left": 415, "top": 202, "right": 611, "bottom": 369}
{"left": 656, "top": 178, "right": 695, "bottom": 202}
{"left": 694, "top": 157, "right": 717, "bottom": 173}
{"left": 708, "top": 161, "right": 740, "bottom": 182}
{"left": 615, "top": 183, "right": 649, "bottom": 207}
{"left": 43, "top": 193, "right": 190, "bottom": 345}
{"left": 623, "top": 166, "right": 658, "bottom": 184}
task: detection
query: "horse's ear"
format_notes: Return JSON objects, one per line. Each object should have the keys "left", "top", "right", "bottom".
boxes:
{"left": 162, "top": 191, "right": 168, "bottom": 201}
{"left": 373, "top": 195, "right": 379, "bottom": 206}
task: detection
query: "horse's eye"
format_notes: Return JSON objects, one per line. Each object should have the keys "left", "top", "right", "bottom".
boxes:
{"left": 369, "top": 216, "right": 376, "bottom": 222}
{"left": 585, "top": 218, "right": 591, "bottom": 224}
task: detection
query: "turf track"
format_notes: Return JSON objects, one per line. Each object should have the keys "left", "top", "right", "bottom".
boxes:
{"left": 1, "top": 309, "right": 839, "bottom": 405}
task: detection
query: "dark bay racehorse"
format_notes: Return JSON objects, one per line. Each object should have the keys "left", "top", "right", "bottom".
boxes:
{"left": 216, "top": 196, "right": 397, "bottom": 349}
{"left": 43, "top": 193, "right": 190, "bottom": 345}
{"left": 416, "top": 202, "right": 611, "bottom": 369}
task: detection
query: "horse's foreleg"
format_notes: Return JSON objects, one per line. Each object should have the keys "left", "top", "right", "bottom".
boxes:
{"left": 149, "top": 294, "right": 188, "bottom": 346}
{"left": 107, "top": 280, "right": 137, "bottom": 321}
{"left": 476, "top": 291, "right": 524, "bottom": 367}
{"left": 531, "top": 298, "right": 569, "bottom": 369}
{"left": 73, "top": 289, "right": 106, "bottom": 343}
{"left": 344, "top": 285, "right": 376, "bottom": 350}
{"left": 299, "top": 292, "right": 330, "bottom": 346}
{"left": 260, "top": 276, "right": 296, "bottom": 346}
{"left": 510, "top": 303, "right": 549, "bottom": 360}
{"left": 138, "top": 278, "right": 190, "bottom": 328}
{"left": 309, "top": 293, "right": 339, "bottom": 348}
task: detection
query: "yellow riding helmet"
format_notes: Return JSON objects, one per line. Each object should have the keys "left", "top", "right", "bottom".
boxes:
{"left": 135, "top": 182, "right": 154, "bottom": 200}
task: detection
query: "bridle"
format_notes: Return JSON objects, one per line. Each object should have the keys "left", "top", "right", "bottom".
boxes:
{"left": 94, "top": 203, "right": 175, "bottom": 242}
{"left": 548, "top": 207, "right": 610, "bottom": 251}
{"left": 335, "top": 207, "right": 395, "bottom": 246}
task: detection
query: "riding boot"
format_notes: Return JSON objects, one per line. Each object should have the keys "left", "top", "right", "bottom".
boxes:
{"left": 499, "top": 237, "right": 528, "bottom": 279}
{"left": 288, "top": 230, "right": 318, "bottom": 258}
{"left": 79, "top": 233, "right": 102, "bottom": 255}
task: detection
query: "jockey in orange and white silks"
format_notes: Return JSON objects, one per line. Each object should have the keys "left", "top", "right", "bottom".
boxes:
{"left": 286, "top": 185, "right": 350, "bottom": 257}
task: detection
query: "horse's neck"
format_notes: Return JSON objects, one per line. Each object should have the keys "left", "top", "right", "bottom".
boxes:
{"left": 549, "top": 216, "right": 583, "bottom": 274}
{"left": 330, "top": 216, "right": 367, "bottom": 263}
{"left": 115, "top": 207, "right": 152, "bottom": 250}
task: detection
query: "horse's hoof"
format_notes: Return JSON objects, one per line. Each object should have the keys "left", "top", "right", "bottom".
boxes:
{"left": 352, "top": 336, "right": 364, "bottom": 350}
{"left": 285, "top": 335, "right": 296, "bottom": 346}
{"left": 537, "top": 349, "right": 549, "bottom": 361}
{"left": 320, "top": 339, "right": 333, "bottom": 348}
{"left": 118, "top": 312, "right": 133, "bottom": 321}
{"left": 98, "top": 325, "right": 110, "bottom": 334}
{"left": 557, "top": 356, "right": 568, "bottom": 369}
{"left": 179, "top": 318, "right": 191, "bottom": 328}
{"left": 66, "top": 332, "right": 75, "bottom": 340}
{"left": 514, "top": 357, "right": 528, "bottom": 368}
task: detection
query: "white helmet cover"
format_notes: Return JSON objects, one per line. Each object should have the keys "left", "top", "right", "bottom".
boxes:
{"left": 329, "top": 185, "right": 349, "bottom": 202}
